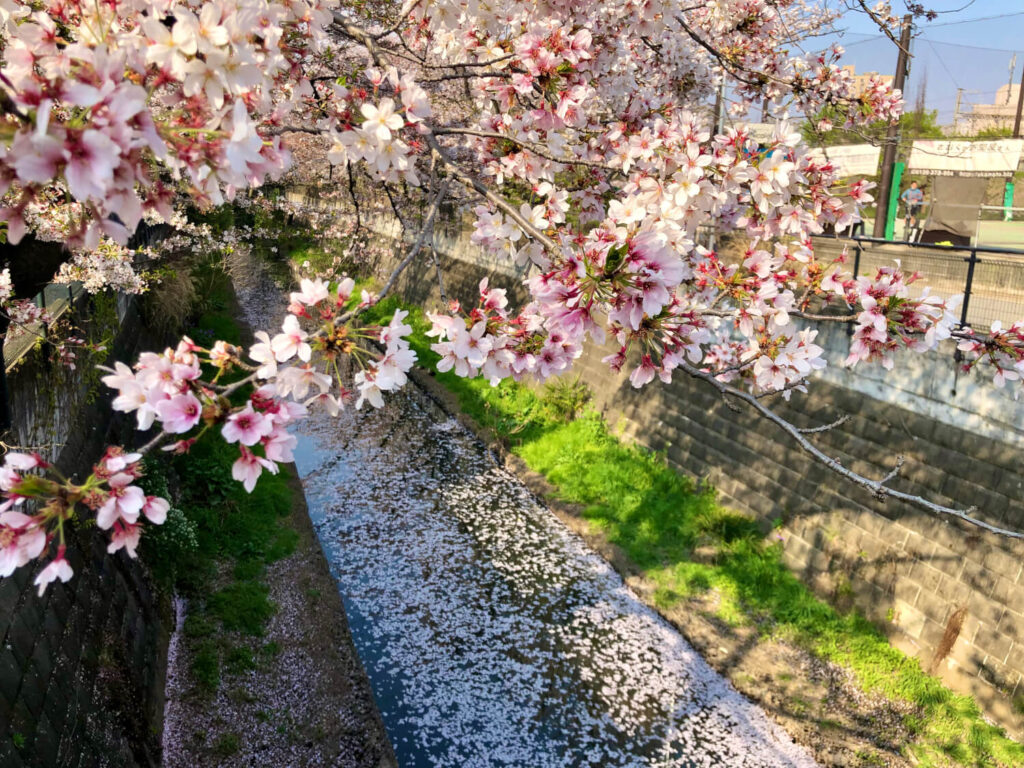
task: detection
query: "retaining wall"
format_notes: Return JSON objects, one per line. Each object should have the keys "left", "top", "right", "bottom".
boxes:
{"left": 358, "top": 204, "right": 1024, "bottom": 736}
{"left": 0, "top": 294, "right": 169, "bottom": 768}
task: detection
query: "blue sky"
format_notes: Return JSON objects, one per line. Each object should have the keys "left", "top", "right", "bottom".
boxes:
{"left": 818, "top": 2, "right": 1024, "bottom": 124}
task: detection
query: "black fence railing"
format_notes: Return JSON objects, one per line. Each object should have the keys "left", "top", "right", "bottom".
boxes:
{"left": 816, "top": 235, "right": 1024, "bottom": 331}
{"left": 2, "top": 282, "right": 86, "bottom": 372}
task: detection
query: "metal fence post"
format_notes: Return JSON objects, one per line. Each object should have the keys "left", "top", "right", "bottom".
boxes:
{"left": 960, "top": 248, "right": 979, "bottom": 328}
{"left": 847, "top": 240, "right": 864, "bottom": 339}
{"left": 0, "top": 319, "right": 10, "bottom": 432}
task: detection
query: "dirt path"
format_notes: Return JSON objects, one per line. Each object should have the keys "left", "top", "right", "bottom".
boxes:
{"left": 160, "top": 465, "right": 396, "bottom": 768}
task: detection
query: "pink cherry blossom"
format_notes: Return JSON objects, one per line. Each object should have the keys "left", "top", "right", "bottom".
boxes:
{"left": 142, "top": 496, "right": 170, "bottom": 525}
{"left": 222, "top": 405, "right": 274, "bottom": 446}
{"left": 34, "top": 549, "right": 73, "bottom": 596}
{"left": 96, "top": 473, "right": 146, "bottom": 529}
{"left": 271, "top": 315, "right": 312, "bottom": 362}
{"left": 155, "top": 393, "right": 203, "bottom": 434}
{"left": 107, "top": 522, "right": 141, "bottom": 557}
{"left": 232, "top": 446, "right": 279, "bottom": 493}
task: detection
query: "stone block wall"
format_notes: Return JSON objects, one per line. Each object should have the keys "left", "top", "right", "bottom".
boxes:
{"left": 570, "top": 338, "right": 1024, "bottom": 735}
{"left": 361, "top": 207, "right": 1024, "bottom": 737}
{"left": 0, "top": 296, "right": 170, "bottom": 767}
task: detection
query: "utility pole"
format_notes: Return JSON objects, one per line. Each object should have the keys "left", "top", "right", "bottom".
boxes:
{"left": 713, "top": 82, "right": 726, "bottom": 135}
{"left": 873, "top": 14, "right": 913, "bottom": 239}
{"left": 1013, "top": 64, "right": 1024, "bottom": 138}
{"left": 1008, "top": 54, "right": 1017, "bottom": 103}
{"left": 953, "top": 88, "right": 963, "bottom": 135}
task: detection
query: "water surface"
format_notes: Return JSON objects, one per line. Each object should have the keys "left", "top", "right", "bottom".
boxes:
{"left": 233, "top": 251, "right": 817, "bottom": 768}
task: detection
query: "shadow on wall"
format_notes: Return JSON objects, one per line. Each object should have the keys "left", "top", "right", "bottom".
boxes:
{"left": 580, "top": 335, "right": 1024, "bottom": 736}
{"left": 0, "top": 295, "right": 172, "bottom": 768}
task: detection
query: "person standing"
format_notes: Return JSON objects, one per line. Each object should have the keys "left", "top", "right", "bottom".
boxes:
{"left": 900, "top": 180, "right": 925, "bottom": 230}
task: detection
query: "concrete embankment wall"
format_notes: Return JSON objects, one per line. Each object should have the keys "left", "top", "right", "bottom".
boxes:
{"left": 349, "top": 198, "right": 1024, "bottom": 736}
{"left": 0, "top": 293, "right": 170, "bottom": 768}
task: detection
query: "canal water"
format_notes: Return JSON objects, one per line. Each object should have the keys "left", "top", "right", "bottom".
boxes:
{"left": 232, "top": 251, "right": 817, "bottom": 768}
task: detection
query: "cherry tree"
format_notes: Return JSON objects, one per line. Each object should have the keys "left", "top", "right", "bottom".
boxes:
{"left": 0, "top": 0, "right": 1021, "bottom": 594}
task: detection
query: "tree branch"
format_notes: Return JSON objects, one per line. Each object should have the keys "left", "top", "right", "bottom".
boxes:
{"left": 339, "top": 176, "right": 451, "bottom": 325}
{"left": 678, "top": 361, "right": 1024, "bottom": 539}
{"left": 432, "top": 126, "right": 618, "bottom": 171}
{"left": 372, "top": 0, "right": 422, "bottom": 41}
{"left": 423, "top": 133, "right": 560, "bottom": 255}
{"left": 797, "top": 414, "right": 850, "bottom": 434}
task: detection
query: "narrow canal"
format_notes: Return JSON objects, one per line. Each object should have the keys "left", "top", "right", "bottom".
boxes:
{"left": 232, "top": 252, "right": 817, "bottom": 768}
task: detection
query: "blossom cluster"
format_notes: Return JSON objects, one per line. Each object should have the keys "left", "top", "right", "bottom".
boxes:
{"left": 0, "top": 271, "right": 418, "bottom": 590}
{"left": 252, "top": 275, "right": 417, "bottom": 410}
{"left": 956, "top": 321, "right": 1024, "bottom": 390}
{"left": 0, "top": 0, "right": 336, "bottom": 249}
{"left": 427, "top": 278, "right": 581, "bottom": 386}
{"left": 0, "top": 448, "right": 168, "bottom": 595}
{"left": 325, "top": 68, "right": 431, "bottom": 185}
{"left": 845, "top": 264, "right": 960, "bottom": 371}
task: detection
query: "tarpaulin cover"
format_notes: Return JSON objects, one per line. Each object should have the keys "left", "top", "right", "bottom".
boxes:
{"left": 920, "top": 175, "right": 988, "bottom": 244}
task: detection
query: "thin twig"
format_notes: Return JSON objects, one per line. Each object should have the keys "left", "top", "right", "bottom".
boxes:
{"left": 347, "top": 163, "right": 362, "bottom": 232}
{"left": 420, "top": 70, "right": 512, "bottom": 83}
{"left": 878, "top": 455, "right": 905, "bottom": 488}
{"left": 372, "top": 0, "right": 422, "bottom": 40}
{"left": 430, "top": 244, "right": 448, "bottom": 305}
{"left": 797, "top": 414, "right": 850, "bottom": 434}
{"left": 432, "top": 126, "right": 618, "bottom": 170}
{"left": 678, "top": 360, "right": 1024, "bottom": 539}
{"left": 338, "top": 176, "right": 451, "bottom": 326}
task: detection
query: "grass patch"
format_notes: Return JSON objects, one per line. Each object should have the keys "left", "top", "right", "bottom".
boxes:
{"left": 140, "top": 256, "right": 297, "bottom": 696}
{"left": 361, "top": 293, "right": 1024, "bottom": 768}
{"left": 192, "top": 641, "right": 220, "bottom": 693}
{"left": 211, "top": 732, "right": 241, "bottom": 758}
{"left": 209, "top": 582, "right": 275, "bottom": 636}
{"left": 224, "top": 645, "right": 258, "bottom": 675}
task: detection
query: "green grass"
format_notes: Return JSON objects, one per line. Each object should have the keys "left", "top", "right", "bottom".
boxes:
{"left": 358, "top": 293, "right": 1024, "bottom": 768}
{"left": 140, "top": 258, "right": 297, "bottom": 695}
{"left": 211, "top": 732, "right": 241, "bottom": 758}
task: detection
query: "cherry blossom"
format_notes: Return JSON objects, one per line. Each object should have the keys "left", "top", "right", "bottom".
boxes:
{"left": 1, "top": 0, "right": 1023, "bottom": 593}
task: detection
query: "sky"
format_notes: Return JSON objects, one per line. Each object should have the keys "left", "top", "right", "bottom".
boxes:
{"left": 814, "top": 1, "right": 1024, "bottom": 124}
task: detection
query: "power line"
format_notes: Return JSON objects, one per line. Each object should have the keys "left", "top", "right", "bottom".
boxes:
{"left": 915, "top": 36, "right": 1024, "bottom": 54}
{"left": 925, "top": 11, "right": 1024, "bottom": 28}
{"left": 925, "top": 39, "right": 962, "bottom": 90}
{"left": 836, "top": 35, "right": 887, "bottom": 48}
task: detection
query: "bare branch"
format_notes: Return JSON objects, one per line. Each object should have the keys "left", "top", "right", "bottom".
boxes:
{"left": 852, "top": 0, "right": 912, "bottom": 56}
{"left": 337, "top": 176, "right": 451, "bottom": 327}
{"left": 878, "top": 455, "right": 905, "bottom": 491}
{"left": 674, "top": 14, "right": 763, "bottom": 88}
{"left": 333, "top": 17, "right": 385, "bottom": 66}
{"left": 420, "top": 70, "right": 513, "bottom": 83}
{"left": 797, "top": 414, "right": 850, "bottom": 434}
{"left": 430, "top": 244, "right": 448, "bottom": 305}
{"left": 265, "top": 125, "right": 324, "bottom": 137}
{"left": 678, "top": 361, "right": 1024, "bottom": 539}
{"left": 382, "top": 181, "right": 409, "bottom": 234}
{"left": 790, "top": 308, "right": 858, "bottom": 322}
{"left": 432, "top": 126, "right": 619, "bottom": 171}
{"left": 347, "top": 163, "right": 362, "bottom": 232}
{"left": 137, "top": 430, "right": 171, "bottom": 457}
{"left": 372, "top": 0, "right": 422, "bottom": 41}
